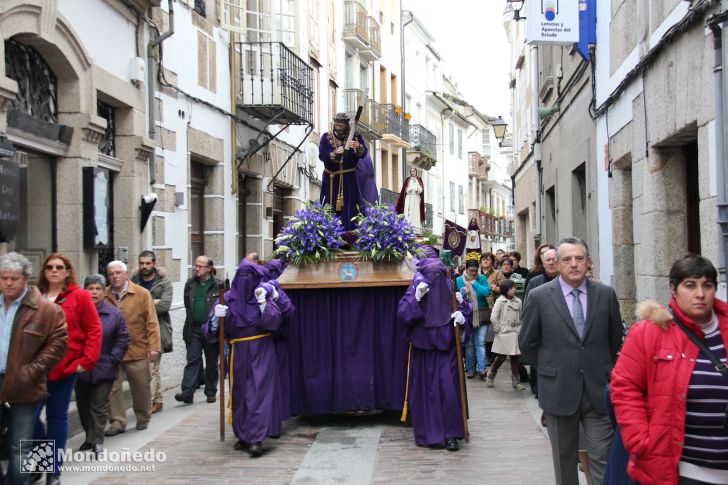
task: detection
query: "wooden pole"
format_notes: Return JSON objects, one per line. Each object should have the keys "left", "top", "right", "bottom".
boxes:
{"left": 218, "top": 279, "right": 228, "bottom": 442}
{"left": 452, "top": 291, "right": 469, "bottom": 441}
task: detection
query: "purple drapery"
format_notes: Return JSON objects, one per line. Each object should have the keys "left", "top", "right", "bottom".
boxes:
{"left": 286, "top": 286, "right": 409, "bottom": 415}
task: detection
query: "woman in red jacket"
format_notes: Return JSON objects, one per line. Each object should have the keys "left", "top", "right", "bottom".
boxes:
{"left": 33, "top": 253, "right": 102, "bottom": 483}
{"left": 611, "top": 255, "right": 728, "bottom": 485}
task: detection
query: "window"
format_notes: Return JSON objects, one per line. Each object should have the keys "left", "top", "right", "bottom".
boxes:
{"left": 457, "top": 128, "right": 463, "bottom": 159}
{"left": 449, "top": 123, "right": 454, "bottom": 155}
{"left": 97, "top": 100, "right": 116, "bottom": 157}
{"left": 458, "top": 185, "right": 464, "bottom": 214}
{"left": 482, "top": 128, "right": 491, "bottom": 159}
{"left": 194, "top": 0, "right": 206, "bottom": 17}
{"left": 190, "top": 162, "right": 206, "bottom": 258}
{"left": 449, "top": 182, "right": 456, "bottom": 212}
{"left": 275, "top": 0, "right": 296, "bottom": 47}
{"left": 245, "top": 0, "right": 271, "bottom": 42}
{"left": 328, "top": 80, "right": 337, "bottom": 124}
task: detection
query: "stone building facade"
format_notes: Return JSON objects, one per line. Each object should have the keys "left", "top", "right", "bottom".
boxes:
{"left": 597, "top": 0, "right": 720, "bottom": 320}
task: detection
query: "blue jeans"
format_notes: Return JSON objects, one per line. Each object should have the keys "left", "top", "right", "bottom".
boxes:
{"left": 34, "top": 374, "right": 78, "bottom": 475}
{"left": 0, "top": 394, "right": 38, "bottom": 485}
{"left": 464, "top": 324, "right": 488, "bottom": 374}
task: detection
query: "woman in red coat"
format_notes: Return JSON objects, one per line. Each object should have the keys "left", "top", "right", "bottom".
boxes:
{"left": 34, "top": 253, "right": 102, "bottom": 483}
{"left": 611, "top": 255, "right": 728, "bottom": 485}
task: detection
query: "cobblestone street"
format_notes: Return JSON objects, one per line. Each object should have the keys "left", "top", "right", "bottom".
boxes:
{"left": 62, "top": 368, "right": 560, "bottom": 484}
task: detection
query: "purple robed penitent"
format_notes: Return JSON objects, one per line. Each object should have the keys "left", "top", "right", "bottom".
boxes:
{"left": 219, "top": 259, "right": 284, "bottom": 444}
{"left": 318, "top": 131, "right": 368, "bottom": 231}
{"left": 356, "top": 152, "right": 378, "bottom": 205}
{"left": 398, "top": 257, "right": 472, "bottom": 446}
{"left": 261, "top": 259, "right": 296, "bottom": 422}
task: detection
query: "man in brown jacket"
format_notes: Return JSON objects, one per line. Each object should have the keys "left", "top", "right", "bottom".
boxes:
{"left": 0, "top": 252, "right": 67, "bottom": 484}
{"left": 104, "top": 260, "right": 160, "bottom": 435}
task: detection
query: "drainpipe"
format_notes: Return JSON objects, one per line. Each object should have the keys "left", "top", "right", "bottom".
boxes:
{"left": 717, "top": 1, "right": 728, "bottom": 299}
{"left": 532, "top": 45, "right": 543, "bottom": 247}
{"left": 400, "top": 4, "right": 413, "bottom": 184}
{"left": 147, "top": 0, "right": 175, "bottom": 147}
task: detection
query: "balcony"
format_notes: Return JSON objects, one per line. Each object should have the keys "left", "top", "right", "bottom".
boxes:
{"left": 379, "top": 104, "right": 410, "bottom": 148}
{"left": 469, "top": 209, "right": 513, "bottom": 240}
{"left": 237, "top": 42, "right": 314, "bottom": 125}
{"left": 343, "top": 1, "right": 369, "bottom": 49}
{"left": 360, "top": 16, "right": 381, "bottom": 61}
{"left": 343, "top": 88, "right": 382, "bottom": 139}
{"left": 406, "top": 124, "right": 437, "bottom": 170}
{"left": 468, "top": 151, "right": 489, "bottom": 180}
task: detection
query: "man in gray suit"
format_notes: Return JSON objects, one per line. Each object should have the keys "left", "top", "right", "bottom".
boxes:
{"left": 519, "top": 237, "right": 622, "bottom": 485}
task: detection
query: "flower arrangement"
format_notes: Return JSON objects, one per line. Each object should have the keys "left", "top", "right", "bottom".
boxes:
{"left": 351, "top": 203, "right": 421, "bottom": 262}
{"left": 273, "top": 202, "right": 345, "bottom": 264}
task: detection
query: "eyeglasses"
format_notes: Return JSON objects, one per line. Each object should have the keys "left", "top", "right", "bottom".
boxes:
{"left": 193, "top": 265, "right": 212, "bottom": 269}
{"left": 45, "top": 264, "right": 66, "bottom": 271}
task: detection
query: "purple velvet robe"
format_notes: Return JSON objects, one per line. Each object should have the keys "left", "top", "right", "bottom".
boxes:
{"left": 318, "top": 131, "right": 368, "bottom": 230}
{"left": 398, "top": 260, "right": 473, "bottom": 446}
{"left": 356, "top": 152, "right": 378, "bottom": 206}
{"left": 261, "top": 260, "right": 296, "bottom": 423}
{"left": 207, "top": 259, "right": 284, "bottom": 444}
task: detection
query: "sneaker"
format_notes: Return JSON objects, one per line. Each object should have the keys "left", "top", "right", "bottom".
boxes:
{"left": 174, "top": 393, "right": 193, "bottom": 404}
{"left": 105, "top": 427, "right": 125, "bottom": 437}
{"left": 151, "top": 402, "right": 163, "bottom": 414}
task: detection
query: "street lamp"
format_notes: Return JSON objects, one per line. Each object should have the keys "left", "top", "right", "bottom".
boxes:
{"left": 506, "top": 0, "right": 526, "bottom": 21}
{"left": 492, "top": 116, "right": 507, "bottom": 146}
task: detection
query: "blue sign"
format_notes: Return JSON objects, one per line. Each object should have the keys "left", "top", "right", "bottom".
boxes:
{"left": 339, "top": 262, "right": 358, "bottom": 281}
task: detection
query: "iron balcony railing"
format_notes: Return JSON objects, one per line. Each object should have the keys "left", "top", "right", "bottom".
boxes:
{"left": 468, "top": 151, "right": 488, "bottom": 179}
{"left": 409, "top": 124, "right": 436, "bottom": 160}
{"left": 343, "top": 1, "right": 369, "bottom": 46}
{"left": 237, "top": 41, "right": 314, "bottom": 125}
{"left": 367, "top": 16, "right": 381, "bottom": 57}
{"left": 343, "top": 88, "right": 383, "bottom": 137}
{"left": 380, "top": 103, "right": 409, "bottom": 142}
{"left": 343, "top": 88, "right": 371, "bottom": 129}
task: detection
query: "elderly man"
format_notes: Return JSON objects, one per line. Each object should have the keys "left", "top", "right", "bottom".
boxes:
{"left": 104, "top": 260, "right": 160, "bottom": 435}
{"left": 519, "top": 238, "right": 623, "bottom": 485}
{"left": 131, "top": 250, "right": 173, "bottom": 415}
{"left": 0, "top": 252, "right": 66, "bottom": 484}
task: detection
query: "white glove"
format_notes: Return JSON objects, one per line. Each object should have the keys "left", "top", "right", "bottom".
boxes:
{"left": 415, "top": 282, "right": 429, "bottom": 302}
{"left": 456, "top": 291, "right": 463, "bottom": 304}
{"left": 214, "top": 304, "right": 228, "bottom": 318}
{"left": 451, "top": 311, "right": 465, "bottom": 326}
{"left": 270, "top": 286, "right": 279, "bottom": 300}
{"left": 254, "top": 287, "right": 267, "bottom": 303}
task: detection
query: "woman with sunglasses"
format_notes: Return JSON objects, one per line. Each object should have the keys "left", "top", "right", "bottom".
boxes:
{"left": 34, "top": 254, "right": 102, "bottom": 484}
{"left": 611, "top": 255, "right": 728, "bottom": 485}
